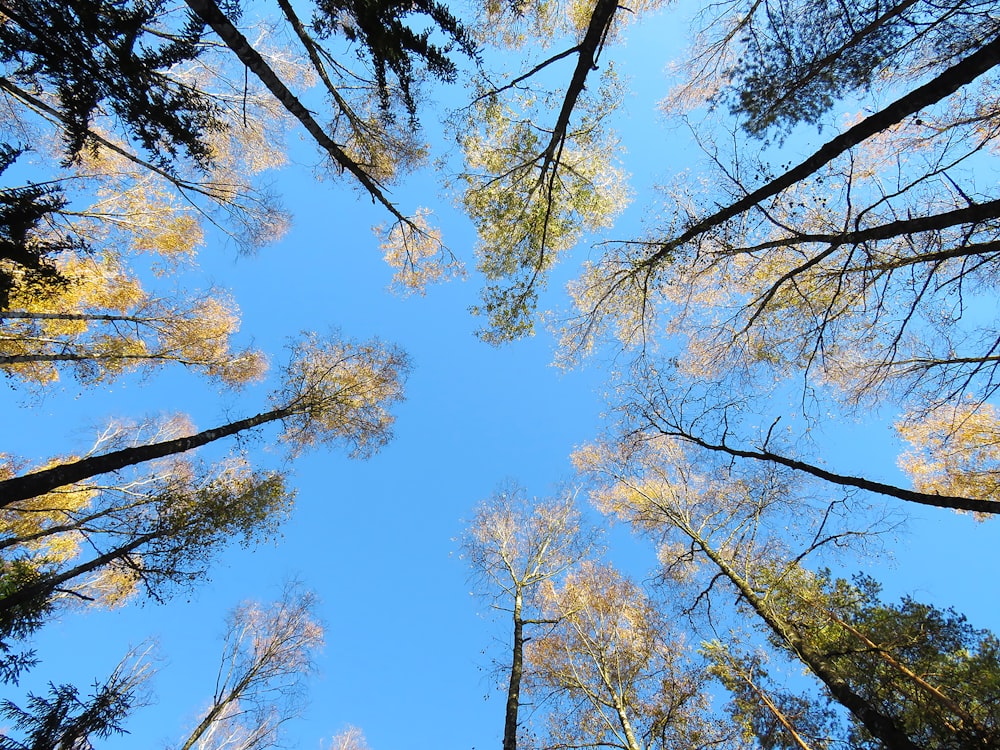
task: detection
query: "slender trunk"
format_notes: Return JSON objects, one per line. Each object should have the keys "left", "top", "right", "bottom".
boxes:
{"left": 0, "top": 532, "right": 155, "bottom": 614}
{"left": 1, "top": 507, "right": 125, "bottom": 551}
{"left": 724, "top": 652, "right": 817, "bottom": 750}
{"left": 178, "top": 669, "right": 259, "bottom": 750}
{"left": 613, "top": 698, "right": 644, "bottom": 750}
{"left": 0, "top": 407, "right": 293, "bottom": 508}
{"left": 503, "top": 590, "right": 524, "bottom": 750}
{"left": 680, "top": 519, "right": 922, "bottom": 750}
{"left": 655, "top": 425, "right": 999, "bottom": 515}
{"left": 0, "top": 353, "right": 190, "bottom": 366}
{"left": 826, "top": 611, "right": 979, "bottom": 731}
{"left": 0, "top": 311, "right": 146, "bottom": 322}
{"left": 641, "top": 34, "right": 1000, "bottom": 270}
{"left": 0, "top": 77, "right": 223, "bottom": 203}
{"left": 182, "top": 0, "right": 406, "bottom": 223}
{"left": 735, "top": 199, "right": 1000, "bottom": 256}
{"left": 539, "top": 0, "right": 619, "bottom": 171}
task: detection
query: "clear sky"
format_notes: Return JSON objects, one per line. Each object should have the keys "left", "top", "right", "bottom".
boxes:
{"left": 3, "top": 2, "right": 999, "bottom": 749}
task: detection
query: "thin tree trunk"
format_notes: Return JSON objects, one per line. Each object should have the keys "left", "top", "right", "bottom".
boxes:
{"left": 503, "top": 591, "right": 525, "bottom": 750}
{"left": 0, "top": 532, "right": 155, "bottom": 614}
{"left": 639, "top": 33, "right": 1000, "bottom": 271}
{"left": 680, "top": 519, "right": 922, "bottom": 750}
{"left": 732, "top": 199, "right": 1000, "bottom": 257}
{"left": 0, "top": 353, "right": 195, "bottom": 366}
{"left": 0, "top": 311, "right": 147, "bottom": 322}
{"left": 0, "top": 407, "right": 293, "bottom": 508}
{"left": 825, "top": 611, "right": 978, "bottom": 730}
{"left": 721, "top": 649, "right": 817, "bottom": 750}
{"left": 182, "top": 0, "right": 407, "bottom": 223}
{"left": 613, "top": 699, "right": 645, "bottom": 750}
{"left": 178, "top": 669, "right": 259, "bottom": 750}
{"left": 539, "top": 0, "right": 619, "bottom": 171}
{"left": 653, "top": 424, "right": 1000, "bottom": 515}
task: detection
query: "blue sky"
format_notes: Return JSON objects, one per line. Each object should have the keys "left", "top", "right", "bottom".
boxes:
{"left": 3, "top": 2, "right": 999, "bottom": 749}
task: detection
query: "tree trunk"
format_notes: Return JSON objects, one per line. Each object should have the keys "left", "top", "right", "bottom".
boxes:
{"left": 0, "top": 532, "right": 155, "bottom": 615}
{"left": 654, "top": 425, "right": 1000, "bottom": 515}
{"left": 0, "top": 407, "right": 293, "bottom": 507}
{"left": 503, "top": 590, "right": 525, "bottom": 750}
{"left": 680, "top": 519, "right": 923, "bottom": 750}
{"left": 182, "top": 0, "right": 405, "bottom": 223}
{"left": 641, "top": 33, "right": 1000, "bottom": 270}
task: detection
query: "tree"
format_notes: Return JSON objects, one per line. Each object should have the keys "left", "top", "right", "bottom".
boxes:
{"left": 0, "top": 0, "right": 220, "bottom": 167}
{"left": 0, "top": 647, "right": 152, "bottom": 750}
{"left": 0, "top": 0, "right": 223, "bottom": 306}
{"left": 182, "top": 0, "right": 474, "bottom": 278}
{"left": 704, "top": 642, "right": 841, "bottom": 750}
{"left": 0, "top": 453, "right": 291, "bottom": 658}
{"left": 459, "top": 0, "right": 1000, "bottom": 517}
{"left": 0, "top": 331, "right": 409, "bottom": 507}
{"left": 462, "top": 485, "right": 599, "bottom": 750}
{"left": 625, "top": 373, "right": 1000, "bottom": 516}
{"left": 575, "top": 433, "right": 1000, "bottom": 749}
{"left": 527, "top": 561, "right": 728, "bottom": 750}
{"left": 176, "top": 584, "right": 324, "bottom": 750}
{"left": 455, "top": 0, "right": 662, "bottom": 341}
{"left": 0, "top": 329, "right": 405, "bottom": 673}
{"left": 326, "top": 726, "right": 372, "bottom": 750}
{"left": 0, "top": 276, "right": 266, "bottom": 388}
{"left": 0, "top": 146, "right": 78, "bottom": 311}
{"left": 668, "top": 0, "right": 1000, "bottom": 138}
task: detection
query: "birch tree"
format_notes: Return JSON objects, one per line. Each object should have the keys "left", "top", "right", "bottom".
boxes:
{"left": 177, "top": 584, "right": 324, "bottom": 750}
{"left": 575, "top": 433, "right": 1000, "bottom": 749}
{"left": 0, "top": 331, "right": 409, "bottom": 507}
{"left": 528, "top": 562, "right": 728, "bottom": 750}
{"left": 473, "top": 0, "right": 1000, "bottom": 518}
{"left": 1, "top": 276, "right": 266, "bottom": 388}
{"left": 456, "top": 0, "right": 662, "bottom": 341}
{"left": 462, "top": 485, "right": 599, "bottom": 750}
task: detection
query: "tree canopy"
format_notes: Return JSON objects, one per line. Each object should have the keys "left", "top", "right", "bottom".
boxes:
{"left": 4, "top": 0, "right": 1000, "bottom": 748}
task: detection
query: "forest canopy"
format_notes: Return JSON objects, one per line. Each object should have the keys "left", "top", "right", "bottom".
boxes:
{"left": 2, "top": 0, "right": 999, "bottom": 748}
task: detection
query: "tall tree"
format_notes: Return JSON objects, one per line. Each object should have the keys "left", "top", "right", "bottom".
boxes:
{"left": 176, "top": 584, "right": 324, "bottom": 750}
{"left": 0, "top": 331, "right": 409, "bottom": 507}
{"left": 1, "top": 276, "right": 266, "bottom": 388}
{"left": 462, "top": 485, "right": 599, "bottom": 750}
{"left": 0, "top": 455, "right": 291, "bottom": 655}
{"left": 456, "top": 0, "right": 664, "bottom": 341}
{"left": 545, "top": 6, "right": 1000, "bottom": 517}
{"left": 528, "top": 561, "right": 729, "bottom": 750}
{"left": 704, "top": 641, "right": 841, "bottom": 750}
{"left": 575, "top": 433, "right": 1000, "bottom": 749}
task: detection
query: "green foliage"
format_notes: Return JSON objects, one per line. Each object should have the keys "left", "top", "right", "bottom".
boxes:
{"left": 0, "top": 461, "right": 293, "bottom": 665}
{"left": 460, "top": 84, "right": 627, "bottom": 343}
{"left": 311, "top": 0, "right": 477, "bottom": 123}
{"left": 761, "top": 569, "right": 1000, "bottom": 748}
{"left": 0, "top": 0, "right": 221, "bottom": 167}
{"left": 704, "top": 642, "right": 841, "bottom": 750}
{"left": 0, "top": 560, "right": 46, "bottom": 686}
{"left": 0, "top": 672, "right": 137, "bottom": 750}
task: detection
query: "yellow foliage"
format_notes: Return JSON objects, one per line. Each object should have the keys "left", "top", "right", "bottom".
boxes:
{"left": 897, "top": 402, "right": 1000, "bottom": 513}
{"left": 378, "top": 209, "right": 463, "bottom": 294}
{"left": 1, "top": 456, "right": 95, "bottom": 566}
{"left": 77, "top": 559, "right": 143, "bottom": 608}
